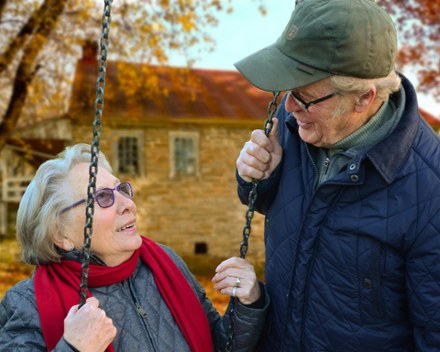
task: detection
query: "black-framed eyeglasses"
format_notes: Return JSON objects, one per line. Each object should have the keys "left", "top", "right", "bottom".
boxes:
{"left": 289, "top": 90, "right": 338, "bottom": 112}
{"left": 61, "top": 181, "right": 134, "bottom": 214}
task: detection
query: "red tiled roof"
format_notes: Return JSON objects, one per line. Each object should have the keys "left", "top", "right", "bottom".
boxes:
{"left": 69, "top": 59, "right": 277, "bottom": 127}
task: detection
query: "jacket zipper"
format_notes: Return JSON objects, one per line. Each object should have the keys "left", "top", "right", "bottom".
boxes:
{"left": 135, "top": 302, "right": 148, "bottom": 319}
{"left": 127, "top": 278, "right": 157, "bottom": 351}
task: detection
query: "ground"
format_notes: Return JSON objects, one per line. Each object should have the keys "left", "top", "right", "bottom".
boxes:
{"left": 0, "top": 236, "right": 229, "bottom": 314}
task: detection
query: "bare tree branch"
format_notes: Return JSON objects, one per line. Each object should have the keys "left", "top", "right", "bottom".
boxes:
{"left": 0, "top": 0, "right": 65, "bottom": 75}
{"left": 0, "top": 0, "right": 68, "bottom": 151}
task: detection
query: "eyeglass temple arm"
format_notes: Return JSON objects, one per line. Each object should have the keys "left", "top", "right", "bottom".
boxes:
{"left": 61, "top": 198, "right": 87, "bottom": 214}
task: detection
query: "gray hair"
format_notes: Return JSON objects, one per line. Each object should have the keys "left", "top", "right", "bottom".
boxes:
{"left": 329, "top": 70, "right": 402, "bottom": 102}
{"left": 16, "top": 143, "right": 112, "bottom": 265}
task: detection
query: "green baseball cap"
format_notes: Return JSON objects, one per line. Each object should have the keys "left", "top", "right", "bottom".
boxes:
{"left": 234, "top": 0, "right": 397, "bottom": 92}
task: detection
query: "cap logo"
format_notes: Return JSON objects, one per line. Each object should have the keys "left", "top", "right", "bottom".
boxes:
{"left": 286, "top": 25, "right": 298, "bottom": 40}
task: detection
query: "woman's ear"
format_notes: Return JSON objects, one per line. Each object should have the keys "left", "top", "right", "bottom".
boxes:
{"left": 354, "top": 86, "right": 377, "bottom": 113}
{"left": 53, "top": 233, "right": 74, "bottom": 251}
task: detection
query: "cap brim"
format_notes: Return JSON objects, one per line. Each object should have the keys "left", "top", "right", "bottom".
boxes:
{"left": 234, "top": 43, "right": 332, "bottom": 92}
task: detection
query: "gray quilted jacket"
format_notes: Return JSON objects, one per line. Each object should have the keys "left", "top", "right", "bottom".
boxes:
{"left": 0, "top": 245, "right": 268, "bottom": 351}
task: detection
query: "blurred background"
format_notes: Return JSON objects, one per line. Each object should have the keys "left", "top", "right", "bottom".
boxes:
{"left": 0, "top": 0, "right": 439, "bottom": 309}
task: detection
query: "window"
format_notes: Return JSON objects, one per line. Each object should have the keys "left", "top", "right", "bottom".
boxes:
{"left": 111, "top": 131, "right": 144, "bottom": 176}
{"left": 118, "top": 137, "right": 139, "bottom": 174}
{"left": 169, "top": 131, "right": 199, "bottom": 177}
{"left": 194, "top": 242, "right": 208, "bottom": 255}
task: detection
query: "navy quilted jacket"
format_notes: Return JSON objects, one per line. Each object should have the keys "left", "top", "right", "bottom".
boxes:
{"left": 237, "top": 76, "right": 440, "bottom": 351}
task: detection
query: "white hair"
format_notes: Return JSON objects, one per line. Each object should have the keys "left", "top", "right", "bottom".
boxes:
{"left": 16, "top": 143, "right": 112, "bottom": 265}
{"left": 329, "top": 70, "right": 402, "bottom": 102}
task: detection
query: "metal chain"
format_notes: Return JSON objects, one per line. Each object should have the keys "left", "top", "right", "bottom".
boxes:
{"left": 224, "top": 91, "right": 280, "bottom": 351}
{"left": 79, "top": 0, "right": 113, "bottom": 308}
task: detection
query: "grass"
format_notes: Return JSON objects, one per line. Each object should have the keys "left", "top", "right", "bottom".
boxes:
{"left": 0, "top": 236, "right": 230, "bottom": 314}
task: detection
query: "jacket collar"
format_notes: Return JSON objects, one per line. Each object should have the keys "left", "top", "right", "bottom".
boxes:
{"left": 366, "top": 75, "right": 419, "bottom": 184}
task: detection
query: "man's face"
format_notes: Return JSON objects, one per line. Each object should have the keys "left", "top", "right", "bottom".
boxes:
{"left": 285, "top": 80, "right": 357, "bottom": 147}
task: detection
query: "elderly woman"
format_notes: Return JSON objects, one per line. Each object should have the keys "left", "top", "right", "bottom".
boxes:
{"left": 0, "top": 143, "right": 268, "bottom": 352}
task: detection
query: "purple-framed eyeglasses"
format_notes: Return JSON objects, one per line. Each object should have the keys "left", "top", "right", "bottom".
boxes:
{"left": 289, "top": 90, "right": 338, "bottom": 112}
{"left": 61, "top": 181, "right": 133, "bottom": 214}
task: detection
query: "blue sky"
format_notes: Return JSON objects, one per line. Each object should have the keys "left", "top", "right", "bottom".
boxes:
{"left": 169, "top": 0, "right": 439, "bottom": 116}
{"left": 169, "top": 1, "right": 293, "bottom": 70}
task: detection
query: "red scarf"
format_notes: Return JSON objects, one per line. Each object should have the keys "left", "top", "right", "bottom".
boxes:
{"left": 34, "top": 236, "right": 213, "bottom": 352}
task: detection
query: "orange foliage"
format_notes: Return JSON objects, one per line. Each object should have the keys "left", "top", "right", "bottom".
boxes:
{"left": 377, "top": 0, "right": 440, "bottom": 99}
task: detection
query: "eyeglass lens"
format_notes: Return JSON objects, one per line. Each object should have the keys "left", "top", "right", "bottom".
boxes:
{"left": 290, "top": 90, "right": 339, "bottom": 112}
{"left": 95, "top": 182, "right": 133, "bottom": 208}
{"left": 289, "top": 91, "right": 312, "bottom": 112}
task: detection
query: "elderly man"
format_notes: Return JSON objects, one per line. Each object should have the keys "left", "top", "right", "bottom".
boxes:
{"left": 235, "top": 0, "right": 440, "bottom": 350}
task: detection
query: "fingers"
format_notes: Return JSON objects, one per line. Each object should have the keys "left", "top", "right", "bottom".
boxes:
{"left": 268, "top": 117, "right": 280, "bottom": 148}
{"left": 236, "top": 118, "right": 282, "bottom": 182}
{"left": 212, "top": 257, "right": 261, "bottom": 304}
{"left": 64, "top": 297, "right": 117, "bottom": 352}
{"left": 215, "top": 256, "right": 245, "bottom": 272}
{"left": 87, "top": 296, "right": 100, "bottom": 307}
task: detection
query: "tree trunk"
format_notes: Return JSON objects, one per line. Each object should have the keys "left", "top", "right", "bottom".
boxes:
{"left": 0, "top": 0, "right": 68, "bottom": 151}
{"left": 0, "top": 0, "right": 7, "bottom": 21}
{"left": 1, "top": 0, "right": 39, "bottom": 74}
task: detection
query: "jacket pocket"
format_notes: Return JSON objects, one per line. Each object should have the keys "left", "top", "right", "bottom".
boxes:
{"left": 357, "top": 236, "right": 385, "bottom": 322}
{"left": 357, "top": 235, "right": 407, "bottom": 323}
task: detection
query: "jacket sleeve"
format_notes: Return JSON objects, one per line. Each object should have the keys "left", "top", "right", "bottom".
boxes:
{"left": 236, "top": 164, "right": 282, "bottom": 215}
{"left": 213, "top": 282, "right": 269, "bottom": 352}
{"left": 0, "top": 279, "right": 76, "bottom": 352}
{"left": 161, "top": 245, "right": 269, "bottom": 352}
{"left": 406, "top": 193, "right": 440, "bottom": 350}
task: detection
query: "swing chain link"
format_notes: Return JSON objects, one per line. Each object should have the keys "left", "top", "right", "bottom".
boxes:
{"left": 239, "top": 91, "right": 280, "bottom": 259}
{"left": 79, "top": 0, "right": 113, "bottom": 308}
{"left": 224, "top": 91, "right": 280, "bottom": 352}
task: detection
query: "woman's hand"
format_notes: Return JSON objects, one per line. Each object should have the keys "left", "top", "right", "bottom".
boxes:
{"left": 212, "top": 257, "right": 261, "bottom": 305}
{"left": 63, "top": 297, "right": 117, "bottom": 352}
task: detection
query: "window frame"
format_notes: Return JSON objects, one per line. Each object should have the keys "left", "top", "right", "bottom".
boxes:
{"left": 111, "top": 130, "right": 145, "bottom": 177}
{"left": 169, "top": 131, "right": 200, "bottom": 178}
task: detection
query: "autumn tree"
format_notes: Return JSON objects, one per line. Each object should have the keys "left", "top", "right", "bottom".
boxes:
{"left": 377, "top": 0, "right": 440, "bottom": 100}
{"left": 0, "top": 0, "right": 265, "bottom": 152}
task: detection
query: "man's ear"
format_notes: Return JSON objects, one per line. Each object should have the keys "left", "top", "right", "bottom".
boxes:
{"left": 354, "top": 86, "right": 377, "bottom": 113}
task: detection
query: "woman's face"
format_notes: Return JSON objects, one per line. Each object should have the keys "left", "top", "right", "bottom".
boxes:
{"left": 62, "top": 163, "right": 141, "bottom": 266}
